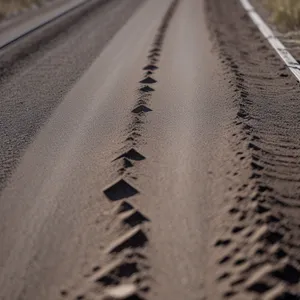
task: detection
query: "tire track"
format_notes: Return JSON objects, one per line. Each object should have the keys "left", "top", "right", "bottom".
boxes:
{"left": 206, "top": 0, "right": 300, "bottom": 299}
{"left": 61, "top": 1, "right": 179, "bottom": 299}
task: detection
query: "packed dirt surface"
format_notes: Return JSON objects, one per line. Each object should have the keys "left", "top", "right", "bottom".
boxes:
{"left": 0, "top": 0, "right": 300, "bottom": 299}
{"left": 0, "top": 0, "right": 144, "bottom": 192}
{"left": 206, "top": 0, "right": 300, "bottom": 298}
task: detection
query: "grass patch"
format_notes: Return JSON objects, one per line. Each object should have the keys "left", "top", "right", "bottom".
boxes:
{"left": 264, "top": 0, "right": 300, "bottom": 31}
{"left": 0, "top": 0, "right": 43, "bottom": 18}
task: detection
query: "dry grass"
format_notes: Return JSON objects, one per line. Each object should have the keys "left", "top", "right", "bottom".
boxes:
{"left": 0, "top": 0, "right": 42, "bottom": 18}
{"left": 264, "top": 0, "right": 300, "bottom": 30}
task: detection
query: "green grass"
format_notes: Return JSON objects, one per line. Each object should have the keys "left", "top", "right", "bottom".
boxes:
{"left": 264, "top": 0, "right": 300, "bottom": 31}
{"left": 0, "top": 0, "right": 42, "bottom": 18}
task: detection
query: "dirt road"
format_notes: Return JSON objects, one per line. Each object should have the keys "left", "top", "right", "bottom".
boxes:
{"left": 0, "top": 0, "right": 299, "bottom": 299}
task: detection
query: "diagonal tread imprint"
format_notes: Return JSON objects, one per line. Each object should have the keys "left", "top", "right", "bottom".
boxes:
{"left": 271, "top": 260, "right": 300, "bottom": 284}
{"left": 92, "top": 261, "right": 140, "bottom": 287}
{"left": 140, "top": 86, "right": 155, "bottom": 93}
{"left": 114, "top": 201, "right": 134, "bottom": 214}
{"left": 115, "top": 149, "right": 146, "bottom": 162}
{"left": 122, "top": 157, "right": 134, "bottom": 169}
{"left": 139, "top": 77, "right": 157, "bottom": 84}
{"left": 132, "top": 105, "right": 152, "bottom": 114}
{"left": 143, "top": 65, "right": 158, "bottom": 71}
{"left": 103, "top": 179, "right": 139, "bottom": 201}
{"left": 104, "top": 226, "right": 148, "bottom": 254}
{"left": 90, "top": 258, "right": 123, "bottom": 284}
{"left": 150, "top": 58, "right": 158, "bottom": 64}
{"left": 148, "top": 53, "right": 160, "bottom": 59}
{"left": 137, "top": 99, "right": 147, "bottom": 105}
{"left": 150, "top": 47, "right": 160, "bottom": 53}
{"left": 118, "top": 209, "right": 150, "bottom": 227}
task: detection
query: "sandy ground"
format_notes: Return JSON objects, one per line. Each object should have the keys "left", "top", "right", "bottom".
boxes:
{"left": 0, "top": 0, "right": 144, "bottom": 192}
{"left": 206, "top": 0, "right": 300, "bottom": 298}
{"left": 0, "top": 0, "right": 300, "bottom": 299}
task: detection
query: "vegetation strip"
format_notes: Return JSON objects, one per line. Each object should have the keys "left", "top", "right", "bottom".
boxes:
{"left": 0, "top": 0, "right": 91, "bottom": 50}
{"left": 240, "top": 0, "right": 300, "bottom": 80}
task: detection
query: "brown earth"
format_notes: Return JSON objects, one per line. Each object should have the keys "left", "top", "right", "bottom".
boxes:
{"left": 0, "top": 0, "right": 300, "bottom": 299}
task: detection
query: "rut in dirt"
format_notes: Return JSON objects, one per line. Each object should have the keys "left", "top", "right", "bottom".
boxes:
{"left": 206, "top": 0, "right": 300, "bottom": 299}
{"left": 60, "top": 1, "right": 180, "bottom": 299}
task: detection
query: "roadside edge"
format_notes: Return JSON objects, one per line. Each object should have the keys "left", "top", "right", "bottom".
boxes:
{"left": 240, "top": 0, "right": 300, "bottom": 80}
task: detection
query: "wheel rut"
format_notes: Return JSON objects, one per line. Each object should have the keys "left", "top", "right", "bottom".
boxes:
{"left": 60, "top": 1, "right": 179, "bottom": 299}
{"left": 206, "top": 0, "right": 300, "bottom": 299}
